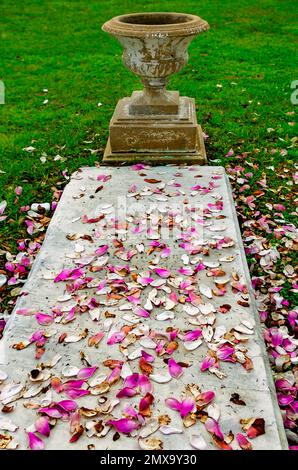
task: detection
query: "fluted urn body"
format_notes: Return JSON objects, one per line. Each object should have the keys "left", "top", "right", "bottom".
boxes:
{"left": 102, "top": 13, "right": 209, "bottom": 115}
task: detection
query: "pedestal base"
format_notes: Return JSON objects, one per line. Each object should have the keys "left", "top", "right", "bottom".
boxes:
{"left": 103, "top": 124, "right": 207, "bottom": 165}
{"left": 103, "top": 95, "right": 207, "bottom": 165}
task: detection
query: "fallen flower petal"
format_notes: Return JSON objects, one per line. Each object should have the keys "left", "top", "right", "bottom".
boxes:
{"left": 27, "top": 432, "right": 45, "bottom": 450}
{"left": 237, "top": 433, "right": 252, "bottom": 450}
{"left": 35, "top": 417, "right": 51, "bottom": 438}
{"left": 168, "top": 358, "right": 183, "bottom": 378}
{"left": 107, "top": 418, "right": 139, "bottom": 434}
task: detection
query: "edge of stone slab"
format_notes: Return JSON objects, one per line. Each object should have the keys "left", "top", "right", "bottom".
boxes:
{"left": 1, "top": 165, "right": 288, "bottom": 449}
{"left": 0, "top": 175, "right": 82, "bottom": 344}
{"left": 223, "top": 171, "right": 288, "bottom": 450}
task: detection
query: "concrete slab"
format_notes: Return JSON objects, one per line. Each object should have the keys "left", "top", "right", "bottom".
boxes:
{"left": 0, "top": 166, "right": 287, "bottom": 450}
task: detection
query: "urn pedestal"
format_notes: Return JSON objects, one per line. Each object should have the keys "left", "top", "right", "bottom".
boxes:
{"left": 102, "top": 13, "right": 209, "bottom": 164}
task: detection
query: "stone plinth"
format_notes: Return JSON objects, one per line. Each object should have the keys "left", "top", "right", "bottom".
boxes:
{"left": 0, "top": 166, "right": 287, "bottom": 450}
{"left": 104, "top": 96, "right": 206, "bottom": 164}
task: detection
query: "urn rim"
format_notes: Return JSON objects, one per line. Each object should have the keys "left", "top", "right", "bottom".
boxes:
{"left": 102, "top": 12, "right": 209, "bottom": 38}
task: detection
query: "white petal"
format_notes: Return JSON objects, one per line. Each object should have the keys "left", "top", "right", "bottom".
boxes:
{"left": 190, "top": 434, "right": 207, "bottom": 450}
{"left": 199, "top": 284, "right": 213, "bottom": 299}
{"left": 139, "top": 337, "right": 156, "bottom": 349}
{"left": 0, "top": 418, "right": 18, "bottom": 432}
{"left": 139, "top": 419, "right": 160, "bottom": 438}
{"left": 0, "top": 370, "right": 8, "bottom": 381}
{"left": 62, "top": 366, "right": 79, "bottom": 377}
{"left": 0, "top": 383, "right": 23, "bottom": 402}
{"left": 184, "top": 305, "right": 199, "bottom": 316}
{"left": 156, "top": 311, "right": 175, "bottom": 321}
{"left": 160, "top": 425, "right": 183, "bottom": 435}
{"left": 184, "top": 339, "right": 203, "bottom": 351}
{"left": 150, "top": 371, "right": 172, "bottom": 383}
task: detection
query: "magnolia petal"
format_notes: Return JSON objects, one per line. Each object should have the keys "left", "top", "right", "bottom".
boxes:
{"left": 108, "top": 418, "right": 139, "bottom": 434}
{"left": 139, "top": 337, "right": 156, "bottom": 349}
{"left": 139, "top": 419, "right": 160, "bottom": 438}
{"left": 159, "top": 425, "right": 183, "bottom": 435}
{"left": 237, "top": 433, "right": 252, "bottom": 450}
{"left": 0, "top": 417, "right": 18, "bottom": 432}
{"left": 27, "top": 432, "right": 45, "bottom": 450}
{"left": 150, "top": 372, "right": 172, "bottom": 384}
{"left": 77, "top": 366, "right": 97, "bottom": 380}
{"left": 116, "top": 387, "right": 137, "bottom": 398}
{"left": 154, "top": 268, "right": 171, "bottom": 279}
{"left": 184, "top": 339, "right": 203, "bottom": 351}
{"left": 0, "top": 370, "right": 8, "bottom": 381}
{"left": 134, "top": 307, "right": 150, "bottom": 318}
{"left": 57, "top": 400, "right": 78, "bottom": 412}
{"left": 165, "top": 398, "right": 181, "bottom": 412}
{"left": 180, "top": 398, "right": 195, "bottom": 418}
{"left": 205, "top": 417, "right": 224, "bottom": 440}
{"left": 35, "top": 417, "right": 51, "bottom": 437}
{"left": 156, "top": 311, "right": 175, "bottom": 321}
{"left": 62, "top": 366, "right": 80, "bottom": 377}
{"left": 199, "top": 284, "right": 213, "bottom": 299}
{"left": 168, "top": 358, "right": 183, "bottom": 378}
{"left": 35, "top": 313, "right": 54, "bottom": 326}
{"left": 190, "top": 434, "right": 208, "bottom": 450}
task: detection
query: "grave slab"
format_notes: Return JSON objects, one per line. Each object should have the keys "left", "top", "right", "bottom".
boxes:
{"left": 0, "top": 166, "right": 287, "bottom": 450}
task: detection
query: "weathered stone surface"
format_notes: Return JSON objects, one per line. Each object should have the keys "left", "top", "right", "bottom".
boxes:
{"left": 0, "top": 166, "right": 287, "bottom": 450}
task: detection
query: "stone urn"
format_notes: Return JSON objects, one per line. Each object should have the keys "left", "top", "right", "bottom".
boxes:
{"left": 102, "top": 12, "right": 210, "bottom": 164}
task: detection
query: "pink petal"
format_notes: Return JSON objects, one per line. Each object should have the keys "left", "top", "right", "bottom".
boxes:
{"left": 116, "top": 387, "right": 138, "bottom": 398}
{"left": 205, "top": 417, "right": 224, "bottom": 440}
{"left": 16, "top": 308, "right": 35, "bottom": 316}
{"left": 138, "top": 375, "right": 153, "bottom": 394}
{"left": 165, "top": 398, "right": 182, "bottom": 412}
{"left": 35, "top": 313, "right": 54, "bottom": 326}
{"left": 225, "top": 148, "right": 234, "bottom": 157}
{"left": 180, "top": 398, "right": 195, "bottom": 418}
{"left": 123, "top": 404, "right": 138, "bottom": 419}
{"left": 236, "top": 433, "right": 252, "bottom": 450}
{"left": 161, "top": 247, "right": 171, "bottom": 258}
{"left": 65, "top": 389, "right": 90, "bottom": 399}
{"left": 217, "top": 343, "right": 234, "bottom": 361}
{"left": 200, "top": 356, "right": 216, "bottom": 371}
{"left": 38, "top": 406, "right": 63, "bottom": 419}
{"left": 154, "top": 267, "right": 171, "bottom": 278}
{"left": 168, "top": 358, "right": 183, "bottom": 378}
{"left": 198, "top": 391, "right": 215, "bottom": 406}
{"left": 184, "top": 329, "right": 202, "bottom": 342}
{"left": 27, "top": 432, "right": 45, "bottom": 450}
{"left": 57, "top": 400, "right": 78, "bottom": 412}
{"left": 134, "top": 306, "right": 150, "bottom": 318}
{"left": 15, "top": 186, "right": 23, "bottom": 196}
{"left": 141, "top": 350, "right": 155, "bottom": 363}
{"left": 107, "top": 331, "right": 126, "bottom": 345}
{"left": 77, "top": 366, "right": 97, "bottom": 380}
{"left": 107, "top": 366, "right": 121, "bottom": 384}
{"left": 95, "top": 244, "right": 109, "bottom": 256}
{"left": 124, "top": 373, "right": 140, "bottom": 389}
{"left": 277, "top": 393, "right": 294, "bottom": 406}
{"left": 62, "top": 379, "right": 85, "bottom": 390}
{"left": 107, "top": 418, "right": 139, "bottom": 434}
{"left": 138, "top": 276, "right": 154, "bottom": 286}
{"left": 35, "top": 417, "right": 51, "bottom": 437}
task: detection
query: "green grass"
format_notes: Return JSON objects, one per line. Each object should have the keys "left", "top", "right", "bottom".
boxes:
{"left": 0, "top": 0, "right": 297, "bottom": 249}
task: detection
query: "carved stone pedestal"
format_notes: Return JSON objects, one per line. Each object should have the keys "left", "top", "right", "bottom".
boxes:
{"left": 103, "top": 95, "right": 207, "bottom": 164}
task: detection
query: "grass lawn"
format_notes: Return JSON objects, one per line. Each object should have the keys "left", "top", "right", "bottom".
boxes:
{"left": 0, "top": 0, "right": 298, "bottom": 444}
